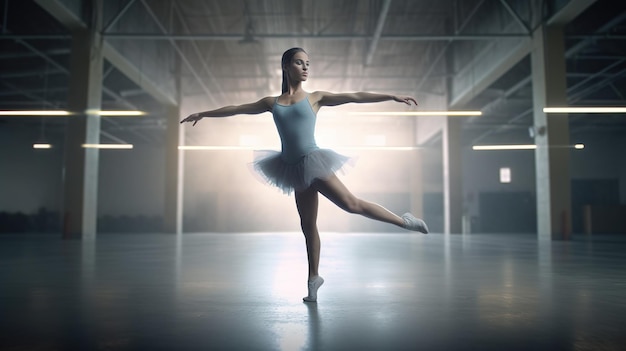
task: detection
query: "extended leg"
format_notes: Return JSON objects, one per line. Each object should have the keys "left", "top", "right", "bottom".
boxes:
{"left": 314, "top": 174, "right": 428, "bottom": 233}
{"left": 314, "top": 174, "right": 404, "bottom": 226}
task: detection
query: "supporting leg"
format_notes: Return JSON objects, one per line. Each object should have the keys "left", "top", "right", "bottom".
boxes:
{"left": 295, "top": 186, "right": 320, "bottom": 279}
{"left": 295, "top": 186, "right": 325, "bottom": 302}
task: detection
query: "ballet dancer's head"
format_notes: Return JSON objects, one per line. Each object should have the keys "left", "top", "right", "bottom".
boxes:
{"left": 281, "top": 47, "right": 308, "bottom": 93}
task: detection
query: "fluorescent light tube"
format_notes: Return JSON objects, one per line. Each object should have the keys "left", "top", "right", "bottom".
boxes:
{"left": 473, "top": 144, "right": 537, "bottom": 150}
{"left": 544, "top": 107, "right": 626, "bottom": 113}
{"left": 178, "top": 146, "right": 420, "bottom": 151}
{"left": 82, "top": 144, "right": 133, "bottom": 149}
{"left": 0, "top": 110, "right": 145, "bottom": 116}
{"left": 473, "top": 144, "right": 585, "bottom": 151}
{"left": 89, "top": 110, "right": 146, "bottom": 116}
{"left": 0, "top": 110, "right": 70, "bottom": 116}
{"left": 348, "top": 111, "right": 482, "bottom": 116}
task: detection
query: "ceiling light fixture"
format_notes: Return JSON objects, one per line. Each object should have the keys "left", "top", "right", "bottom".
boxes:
{"left": 334, "top": 146, "right": 421, "bottom": 151}
{"left": 88, "top": 110, "right": 146, "bottom": 116}
{"left": 0, "top": 110, "right": 70, "bottom": 116}
{"left": 543, "top": 107, "right": 626, "bottom": 113}
{"left": 33, "top": 143, "right": 52, "bottom": 149}
{"left": 178, "top": 146, "right": 262, "bottom": 151}
{"left": 472, "top": 144, "right": 585, "bottom": 151}
{"left": 82, "top": 144, "right": 133, "bottom": 149}
{"left": 179, "top": 145, "right": 420, "bottom": 151}
{"left": 0, "top": 110, "right": 145, "bottom": 116}
{"left": 473, "top": 144, "right": 537, "bottom": 151}
{"left": 348, "top": 111, "right": 482, "bottom": 116}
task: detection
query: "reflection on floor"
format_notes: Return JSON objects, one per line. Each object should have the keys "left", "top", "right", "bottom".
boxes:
{"left": 1, "top": 232, "right": 625, "bottom": 350}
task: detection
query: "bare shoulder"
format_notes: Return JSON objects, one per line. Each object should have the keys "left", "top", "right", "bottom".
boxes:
{"left": 258, "top": 96, "right": 277, "bottom": 110}
{"left": 310, "top": 90, "right": 331, "bottom": 104}
{"left": 311, "top": 90, "right": 357, "bottom": 107}
{"left": 261, "top": 96, "right": 276, "bottom": 105}
{"left": 311, "top": 90, "right": 330, "bottom": 98}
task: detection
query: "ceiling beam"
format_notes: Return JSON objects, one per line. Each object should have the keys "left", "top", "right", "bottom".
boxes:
{"left": 0, "top": 48, "right": 70, "bottom": 60}
{"left": 364, "top": 0, "right": 391, "bottom": 66}
{"left": 0, "top": 68, "right": 65, "bottom": 79}
{"left": 565, "top": 12, "right": 626, "bottom": 56}
{"left": 33, "top": 0, "right": 176, "bottom": 107}
{"left": 414, "top": 0, "right": 486, "bottom": 93}
{"left": 103, "top": 0, "right": 138, "bottom": 33}
{"left": 172, "top": 2, "right": 227, "bottom": 104}
{"left": 138, "top": 0, "right": 219, "bottom": 107}
{"left": 449, "top": 39, "right": 532, "bottom": 108}
{"left": 33, "top": 0, "right": 85, "bottom": 30}
{"left": 469, "top": 65, "right": 626, "bottom": 146}
{"left": 102, "top": 33, "right": 529, "bottom": 41}
{"left": 449, "top": 0, "right": 600, "bottom": 110}
{"left": 547, "top": 0, "right": 597, "bottom": 25}
{"left": 499, "top": 0, "right": 530, "bottom": 34}
{"left": 0, "top": 35, "right": 70, "bottom": 40}
{"left": 102, "top": 43, "right": 176, "bottom": 106}
{"left": 465, "top": 12, "right": 626, "bottom": 120}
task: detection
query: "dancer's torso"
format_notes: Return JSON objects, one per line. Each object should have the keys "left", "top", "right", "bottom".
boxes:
{"left": 272, "top": 95, "right": 319, "bottom": 164}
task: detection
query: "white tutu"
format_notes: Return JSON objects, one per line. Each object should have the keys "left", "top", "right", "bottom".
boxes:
{"left": 251, "top": 148, "right": 352, "bottom": 194}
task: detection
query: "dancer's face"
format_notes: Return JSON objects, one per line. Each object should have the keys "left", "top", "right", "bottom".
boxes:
{"left": 284, "top": 51, "right": 310, "bottom": 82}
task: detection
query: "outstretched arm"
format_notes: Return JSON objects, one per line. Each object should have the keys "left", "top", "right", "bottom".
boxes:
{"left": 316, "top": 91, "right": 417, "bottom": 107}
{"left": 180, "top": 96, "right": 274, "bottom": 126}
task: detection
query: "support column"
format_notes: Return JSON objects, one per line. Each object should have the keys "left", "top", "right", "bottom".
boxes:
{"left": 62, "top": 18, "right": 103, "bottom": 239}
{"left": 443, "top": 117, "right": 463, "bottom": 234}
{"left": 164, "top": 104, "right": 184, "bottom": 234}
{"left": 409, "top": 149, "right": 424, "bottom": 220}
{"left": 531, "top": 25, "right": 571, "bottom": 241}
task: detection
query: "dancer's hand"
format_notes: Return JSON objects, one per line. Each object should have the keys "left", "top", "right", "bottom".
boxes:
{"left": 392, "top": 95, "right": 418, "bottom": 106}
{"left": 180, "top": 113, "right": 203, "bottom": 126}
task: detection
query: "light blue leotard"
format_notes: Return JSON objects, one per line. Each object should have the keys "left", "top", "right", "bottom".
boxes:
{"left": 272, "top": 96, "right": 320, "bottom": 164}
{"left": 252, "top": 94, "right": 349, "bottom": 194}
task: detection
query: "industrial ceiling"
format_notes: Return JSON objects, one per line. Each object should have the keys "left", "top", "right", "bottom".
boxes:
{"left": 1, "top": 0, "right": 625, "bottom": 147}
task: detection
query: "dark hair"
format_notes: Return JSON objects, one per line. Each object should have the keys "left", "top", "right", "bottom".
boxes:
{"left": 281, "top": 47, "right": 307, "bottom": 93}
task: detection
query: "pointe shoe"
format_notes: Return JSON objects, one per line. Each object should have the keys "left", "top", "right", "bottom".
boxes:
{"left": 303, "top": 276, "right": 324, "bottom": 302}
{"left": 401, "top": 213, "right": 429, "bottom": 234}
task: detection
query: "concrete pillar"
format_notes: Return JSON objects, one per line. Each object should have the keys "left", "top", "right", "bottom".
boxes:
{"left": 531, "top": 25, "right": 571, "bottom": 241}
{"left": 62, "top": 18, "right": 103, "bottom": 239}
{"left": 409, "top": 150, "right": 424, "bottom": 219}
{"left": 443, "top": 117, "right": 463, "bottom": 234}
{"left": 164, "top": 104, "right": 184, "bottom": 234}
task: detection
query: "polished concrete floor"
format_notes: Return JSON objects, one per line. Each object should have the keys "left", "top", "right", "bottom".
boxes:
{"left": 1, "top": 232, "right": 625, "bottom": 351}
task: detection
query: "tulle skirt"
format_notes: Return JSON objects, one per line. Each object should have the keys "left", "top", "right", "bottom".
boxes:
{"left": 251, "top": 148, "right": 353, "bottom": 194}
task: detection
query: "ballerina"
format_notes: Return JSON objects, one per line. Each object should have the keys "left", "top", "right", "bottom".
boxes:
{"left": 181, "top": 47, "right": 428, "bottom": 302}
